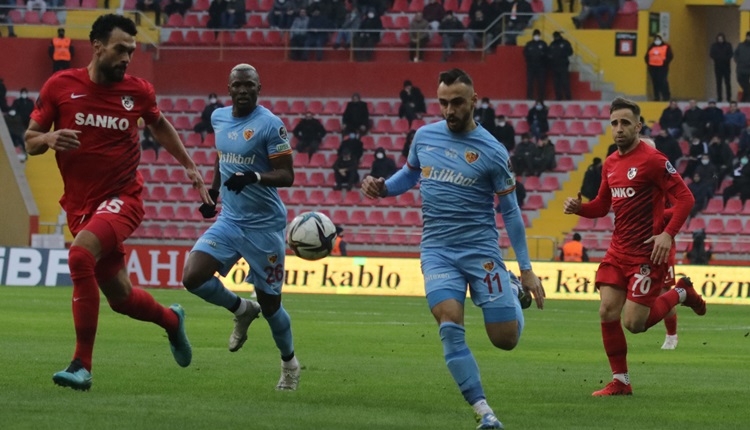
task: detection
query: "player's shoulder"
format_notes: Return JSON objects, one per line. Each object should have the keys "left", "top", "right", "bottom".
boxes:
{"left": 121, "top": 74, "right": 155, "bottom": 93}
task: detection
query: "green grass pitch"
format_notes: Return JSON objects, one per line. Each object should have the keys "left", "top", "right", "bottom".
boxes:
{"left": 0, "top": 286, "right": 748, "bottom": 430}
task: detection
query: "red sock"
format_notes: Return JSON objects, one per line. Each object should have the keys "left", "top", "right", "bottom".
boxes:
{"left": 69, "top": 246, "right": 100, "bottom": 371}
{"left": 645, "top": 289, "right": 680, "bottom": 329}
{"left": 663, "top": 314, "right": 678, "bottom": 336}
{"left": 108, "top": 287, "right": 179, "bottom": 333}
{"left": 601, "top": 320, "right": 628, "bottom": 375}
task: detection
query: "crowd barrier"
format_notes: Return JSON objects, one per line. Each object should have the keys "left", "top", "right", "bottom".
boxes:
{"left": 1, "top": 245, "right": 749, "bottom": 305}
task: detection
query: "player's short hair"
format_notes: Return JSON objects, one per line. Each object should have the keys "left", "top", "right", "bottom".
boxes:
{"left": 231, "top": 63, "right": 256, "bottom": 74}
{"left": 89, "top": 14, "right": 137, "bottom": 43}
{"left": 438, "top": 68, "right": 473, "bottom": 87}
{"left": 609, "top": 97, "right": 640, "bottom": 118}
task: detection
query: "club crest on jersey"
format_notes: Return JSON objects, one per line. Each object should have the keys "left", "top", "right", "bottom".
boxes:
{"left": 465, "top": 149, "right": 479, "bottom": 164}
{"left": 121, "top": 95, "right": 134, "bottom": 111}
{"left": 268, "top": 254, "right": 278, "bottom": 264}
{"left": 627, "top": 167, "right": 637, "bottom": 180}
{"left": 421, "top": 166, "right": 432, "bottom": 178}
{"left": 482, "top": 261, "right": 495, "bottom": 272}
{"left": 243, "top": 128, "right": 254, "bottom": 141}
{"left": 639, "top": 264, "right": 651, "bottom": 276}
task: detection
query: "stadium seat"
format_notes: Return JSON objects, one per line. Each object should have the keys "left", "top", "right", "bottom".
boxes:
{"left": 217, "top": 31, "right": 233, "bottom": 46}
{"left": 289, "top": 189, "right": 307, "bottom": 204}
{"left": 23, "top": 11, "right": 40, "bottom": 24}
{"left": 345, "top": 210, "right": 365, "bottom": 225}
{"left": 324, "top": 190, "right": 344, "bottom": 205}
{"left": 581, "top": 104, "right": 600, "bottom": 119}
{"left": 293, "top": 151, "right": 308, "bottom": 167}
{"left": 380, "top": 32, "right": 399, "bottom": 47}
{"left": 324, "top": 118, "right": 341, "bottom": 132}
{"left": 376, "top": 136, "right": 394, "bottom": 151}
{"left": 511, "top": 103, "right": 529, "bottom": 118}
{"left": 165, "top": 13, "right": 183, "bottom": 27}
{"left": 403, "top": 211, "right": 421, "bottom": 226}
{"left": 184, "top": 30, "right": 201, "bottom": 45}
{"left": 567, "top": 121, "right": 585, "bottom": 135}
{"left": 523, "top": 194, "right": 544, "bottom": 210}
{"left": 549, "top": 121, "right": 568, "bottom": 135}
{"left": 309, "top": 152, "right": 328, "bottom": 168}
{"left": 574, "top": 217, "right": 595, "bottom": 231}
{"left": 391, "top": 0, "right": 408, "bottom": 12}
{"left": 687, "top": 217, "right": 706, "bottom": 231}
{"left": 381, "top": 15, "right": 396, "bottom": 29}
{"left": 427, "top": 103, "right": 442, "bottom": 117}
{"left": 373, "top": 101, "right": 392, "bottom": 116}
{"left": 308, "top": 171, "right": 327, "bottom": 186}
{"left": 620, "top": 0, "right": 638, "bottom": 14}
{"left": 175, "top": 205, "right": 198, "bottom": 222}
{"left": 189, "top": 98, "right": 206, "bottom": 113}
{"left": 199, "top": 30, "right": 217, "bottom": 45}
{"left": 168, "top": 168, "right": 188, "bottom": 183}
{"left": 372, "top": 119, "right": 393, "bottom": 134}
{"left": 705, "top": 218, "right": 724, "bottom": 234}
{"left": 273, "top": 100, "right": 290, "bottom": 114}
{"left": 408, "top": 0, "right": 425, "bottom": 12}
{"left": 540, "top": 176, "right": 560, "bottom": 191}
{"left": 723, "top": 199, "right": 742, "bottom": 215}
{"left": 163, "top": 224, "right": 180, "bottom": 238}
{"left": 522, "top": 176, "right": 541, "bottom": 191}
{"left": 289, "top": 100, "right": 307, "bottom": 115}
{"left": 139, "top": 168, "right": 152, "bottom": 182}
{"left": 164, "top": 30, "right": 185, "bottom": 45}
{"left": 193, "top": 0, "right": 210, "bottom": 11}
{"left": 7, "top": 9, "right": 22, "bottom": 23}
{"left": 174, "top": 98, "right": 190, "bottom": 112}
{"left": 308, "top": 189, "right": 327, "bottom": 205}
{"left": 392, "top": 119, "right": 410, "bottom": 134}
{"left": 41, "top": 11, "right": 59, "bottom": 25}
{"left": 494, "top": 103, "right": 512, "bottom": 117}
{"left": 342, "top": 191, "right": 361, "bottom": 206}
{"left": 555, "top": 139, "right": 571, "bottom": 153}
{"left": 553, "top": 156, "right": 575, "bottom": 172}
{"left": 394, "top": 15, "right": 410, "bottom": 29}
{"left": 156, "top": 205, "right": 176, "bottom": 221}
{"left": 183, "top": 13, "right": 201, "bottom": 27}
{"left": 179, "top": 225, "right": 198, "bottom": 240}
{"left": 245, "top": 14, "right": 264, "bottom": 28}
{"left": 150, "top": 186, "right": 168, "bottom": 201}
{"left": 724, "top": 218, "right": 742, "bottom": 234}
{"left": 547, "top": 104, "right": 564, "bottom": 118}
{"left": 323, "top": 100, "right": 341, "bottom": 115}
{"left": 258, "top": 0, "right": 273, "bottom": 10}
{"left": 384, "top": 210, "right": 404, "bottom": 226}
{"left": 365, "top": 210, "right": 387, "bottom": 226}
{"left": 563, "top": 104, "right": 583, "bottom": 119}
{"left": 166, "top": 186, "right": 186, "bottom": 202}
{"left": 158, "top": 97, "right": 174, "bottom": 112}
{"left": 585, "top": 121, "right": 604, "bottom": 136}
{"left": 571, "top": 139, "right": 589, "bottom": 154}
{"left": 396, "top": 192, "right": 417, "bottom": 207}
{"left": 702, "top": 198, "right": 723, "bottom": 215}
{"left": 308, "top": 100, "right": 324, "bottom": 115}
{"left": 247, "top": 30, "right": 265, "bottom": 46}
{"left": 265, "top": 30, "right": 284, "bottom": 46}
{"left": 144, "top": 225, "right": 163, "bottom": 239}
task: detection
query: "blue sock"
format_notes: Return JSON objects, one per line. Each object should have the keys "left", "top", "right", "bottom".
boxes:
{"left": 189, "top": 276, "right": 240, "bottom": 311}
{"left": 440, "top": 322, "right": 485, "bottom": 405}
{"left": 266, "top": 306, "right": 294, "bottom": 359}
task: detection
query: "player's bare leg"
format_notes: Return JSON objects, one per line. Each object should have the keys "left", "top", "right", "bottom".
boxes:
{"left": 593, "top": 285, "right": 632, "bottom": 396}
{"left": 432, "top": 300, "right": 503, "bottom": 429}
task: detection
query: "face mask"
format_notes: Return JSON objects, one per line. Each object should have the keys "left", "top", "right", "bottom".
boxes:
{"left": 367, "top": 13, "right": 374, "bottom": 18}
{"left": 654, "top": 40, "right": 662, "bottom": 45}
{"left": 535, "top": 104, "right": 542, "bottom": 110}
{"left": 349, "top": 133, "right": 356, "bottom": 139}
{"left": 701, "top": 159, "right": 710, "bottom": 165}
{"left": 533, "top": 35, "right": 540, "bottom": 41}
{"left": 20, "top": 92, "right": 27, "bottom": 98}
{"left": 8, "top": 109, "right": 16, "bottom": 116}
{"left": 481, "top": 103, "right": 488, "bottom": 109}
{"left": 742, "top": 157, "right": 749, "bottom": 165}
{"left": 497, "top": 121, "right": 506, "bottom": 127}
{"left": 376, "top": 153, "right": 384, "bottom": 159}
{"left": 209, "top": 98, "right": 217, "bottom": 103}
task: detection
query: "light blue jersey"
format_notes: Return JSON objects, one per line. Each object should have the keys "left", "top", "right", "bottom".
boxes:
{"left": 212, "top": 105, "right": 292, "bottom": 230}
{"left": 406, "top": 121, "right": 516, "bottom": 250}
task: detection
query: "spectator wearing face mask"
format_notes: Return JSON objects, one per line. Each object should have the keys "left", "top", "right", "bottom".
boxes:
{"left": 474, "top": 97, "right": 495, "bottom": 134}
{"left": 526, "top": 100, "right": 549, "bottom": 139}
{"left": 10, "top": 88, "right": 34, "bottom": 129}
{"left": 694, "top": 153, "right": 718, "bottom": 190}
{"left": 370, "top": 147, "right": 398, "bottom": 179}
{"left": 524, "top": 29, "right": 548, "bottom": 101}
{"left": 193, "top": 93, "right": 224, "bottom": 141}
{"left": 338, "top": 131, "right": 364, "bottom": 162}
{"left": 645, "top": 34, "right": 673, "bottom": 101}
{"left": 492, "top": 115, "right": 516, "bottom": 152}
{"left": 353, "top": 9, "right": 383, "bottom": 62}
{"left": 688, "top": 172, "right": 713, "bottom": 218}
{"left": 682, "top": 137, "right": 710, "bottom": 180}
{"left": 722, "top": 156, "right": 750, "bottom": 206}
{"left": 293, "top": 110, "right": 327, "bottom": 160}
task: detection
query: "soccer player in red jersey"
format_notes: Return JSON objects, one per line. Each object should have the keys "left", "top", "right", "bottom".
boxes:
{"left": 24, "top": 14, "right": 212, "bottom": 391}
{"left": 563, "top": 98, "right": 706, "bottom": 396}
{"left": 641, "top": 137, "right": 680, "bottom": 350}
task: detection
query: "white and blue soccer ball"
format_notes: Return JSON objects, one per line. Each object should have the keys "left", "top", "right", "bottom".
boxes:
{"left": 287, "top": 211, "right": 337, "bottom": 261}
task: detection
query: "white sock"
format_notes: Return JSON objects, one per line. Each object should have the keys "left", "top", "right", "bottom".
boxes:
{"left": 233, "top": 298, "right": 248, "bottom": 316}
{"left": 613, "top": 373, "right": 630, "bottom": 385}
{"left": 665, "top": 334, "right": 678, "bottom": 340}
{"left": 472, "top": 399, "right": 493, "bottom": 416}
{"left": 282, "top": 356, "right": 299, "bottom": 369}
{"left": 674, "top": 287, "right": 687, "bottom": 303}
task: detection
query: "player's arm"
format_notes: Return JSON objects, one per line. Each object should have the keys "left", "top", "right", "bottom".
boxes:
{"left": 565, "top": 163, "right": 612, "bottom": 218}
{"left": 149, "top": 114, "right": 212, "bottom": 205}
{"left": 24, "top": 119, "right": 81, "bottom": 156}
{"left": 261, "top": 153, "right": 294, "bottom": 187}
{"left": 646, "top": 159, "right": 694, "bottom": 264}
{"left": 199, "top": 155, "right": 222, "bottom": 219}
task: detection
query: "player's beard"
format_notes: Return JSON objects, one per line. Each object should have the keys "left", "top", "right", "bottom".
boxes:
{"left": 446, "top": 110, "right": 472, "bottom": 133}
{"left": 101, "top": 63, "right": 127, "bottom": 83}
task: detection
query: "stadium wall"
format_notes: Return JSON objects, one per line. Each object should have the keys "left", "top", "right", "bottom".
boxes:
{"left": 0, "top": 122, "right": 38, "bottom": 247}
{"left": 3, "top": 245, "right": 749, "bottom": 305}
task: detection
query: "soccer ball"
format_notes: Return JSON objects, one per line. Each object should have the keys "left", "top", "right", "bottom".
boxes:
{"left": 287, "top": 211, "right": 337, "bottom": 261}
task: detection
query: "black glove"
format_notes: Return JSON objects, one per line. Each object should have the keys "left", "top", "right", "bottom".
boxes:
{"left": 198, "top": 189, "right": 221, "bottom": 219}
{"left": 224, "top": 171, "right": 259, "bottom": 193}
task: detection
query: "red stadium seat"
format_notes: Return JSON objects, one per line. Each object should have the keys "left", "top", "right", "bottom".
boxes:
{"left": 41, "top": 11, "right": 59, "bottom": 25}
{"left": 723, "top": 199, "right": 742, "bottom": 215}
{"left": 574, "top": 217, "right": 595, "bottom": 231}
{"left": 184, "top": 30, "right": 201, "bottom": 45}
{"left": 581, "top": 104, "right": 600, "bottom": 119}
{"left": 174, "top": 98, "right": 190, "bottom": 112}
{"left": 324, "top": 118, "right": 341, "bottom": 132}
{"left": 158, "top": 97, "right": 174, "bottom": 112}
{"left": 199, "top": 30, "right": 217, "bottom": 45}
{"left": 724, "top": 219, "right": 742, "bottom": 234}
{"left": 385, "top": 210, "right": 404, "bottom": 226}
{"left": 705, "top": 218, "right": 724, "bottom": 234}
{"left": 373, "top": 101, "right": 392, "bottom": 115}
{"left": 522, "top": 176, "right": 541, "bottom": 191}
{"left": 403, "top": 211, "right": 421, "bottom": 226}
{"left": 179, "top": 225, "right": 199, "bottom": 240}
{"left": 308, "top": 100, "right": 324, "bottom": 115}
{"left": 702, "top": 198, "right": 723, "bottom": 215}
{"left": 166, "top": 186, "right": 186, "bottom": 202}
{"left": 585, "top": 121, "right": 604, "bottom": 136}
{"left": 165, "top": 13, "right": 183, "bottom": 27}
{"left": 289, "top": 100, "right": 307, "bottom": 115}
{"left": 150, "top": 186, "right": 168, "bottom": 201}
{"left": 571, "top": 139, "right": 589, "bottom": 154}
{"left": 289, "top": 189, "right": 307, "bottom": 204}
{"left": 381, "top": 15, "right": 396, "bottom": 29}
{"left": 592, "top": 216, "right": 614, "bottom": 231}
{"left": 193, "top": 0, "right": 210, "bottom": 11}
{"left": 308, "top": 171, "right": 327, "bottom": 186}
{"left": 567, "top": 121, "right": 585, "bottom": 135}
{"left": 164, "top": 30, "right": 185, "bottom": 45}
{"left": 323, "top": 100, "right": 341, "bottom": 115}
{"left": 342, "top": 191, "right": 361, "bottom": 206}
{"left": 687, "top": 217, "right": 705, "bottom": 231}
{"left": 511, "top": 103, "right": 529, "bottom": 118}
{"left": 549, "top": 121, "right": 568, "bottom": 135}
{"left": 555, "top": 139, "right": 571, "bottom": 153}
{"left": 540, "top": 176, "right": 560, "bottom": 191}
{"left": 309, "top": 152, "right": 328, "bottom": 168}
{"left": 396, "top": 192, "right": 417, "bottom": 207}
{"left": 391, "top": 0, "right": 408, "bottom": 12}
{"left": 408, "top": 0, "right": 424, "bottom": 12}
{"left": 523, "top": 194, "right": 544, "bottom": 210}
{"left": 23, "top": 11, "right": 40, "bottom": 24}
{"left": 307, "top": 189, "right": 327, "bottom": 205}
{"left": 563, "top": 104, "right": 583, "bottom": 119}
{"left": 245, "top": 14, "right": 264, "bottom": 28}
{"left": 547, "top": 104, "right": 564, "bottom": 118}
{"left": 324, "top": 190, "right": 344, "bottom": 205}
{"left": 553, "top": 156, "right": 575, "bottom": 172}
{"left": 156, "top": 205, "right": 176, "bottom": 221}
{"left": 183, "top": 13, "right": 200, "bottom": 27}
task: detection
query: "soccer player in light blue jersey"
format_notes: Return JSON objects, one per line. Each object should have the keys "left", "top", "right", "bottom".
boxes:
{"left": 362, "top": 68, "right": 545, "bottom": 430}
{"left": 181, "top": 64, "right": 301, "bottom": 390}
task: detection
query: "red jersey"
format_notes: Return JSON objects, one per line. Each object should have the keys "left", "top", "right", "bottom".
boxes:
{"left": 578, "top": 140, "right": 693, "bottom": 258}
{"left": 31, "top": 68, "right": 160, "bottom": 215}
